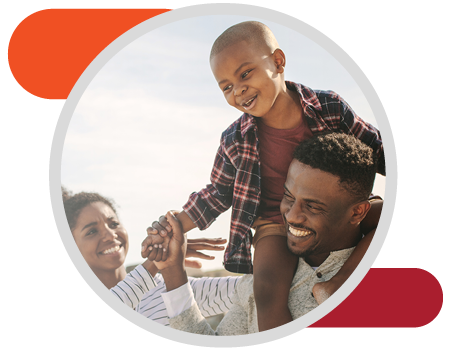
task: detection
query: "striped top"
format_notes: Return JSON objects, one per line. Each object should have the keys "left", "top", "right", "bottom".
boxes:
{"left": 111, "top": 265, "right": 240, "bottom": 326}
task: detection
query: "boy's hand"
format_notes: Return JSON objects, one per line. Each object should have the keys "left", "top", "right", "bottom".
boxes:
{"left": 141, "top": 235, "right": 226, "bottom": 268}
{"left": 312, "top": 281, "right": 335, "bottom": 305}
{"left": 185, "top": 237, "right": 226, "bottom": 269}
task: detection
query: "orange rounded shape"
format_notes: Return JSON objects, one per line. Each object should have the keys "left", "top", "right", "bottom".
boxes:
{"left": 8, "top": 9, "right": 169, "bottom": 99}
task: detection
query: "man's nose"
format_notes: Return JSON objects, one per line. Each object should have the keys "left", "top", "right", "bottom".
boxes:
{"left": 285, "top": 204, "right": 307, "bottom": 224}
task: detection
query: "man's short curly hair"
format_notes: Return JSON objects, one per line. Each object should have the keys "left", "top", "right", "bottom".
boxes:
{"left": 293, "top": 133, "right": 377, "bottom": 202}
{"left": 62, "top": 186, "right": 117, "bottom": 231}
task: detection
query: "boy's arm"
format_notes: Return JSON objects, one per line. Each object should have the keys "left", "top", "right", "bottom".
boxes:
{"left": 145, "top": 135, "right": 237, "bottom": 257}
{"left": 312, "top": 199, "right": 383, "bottom": 304}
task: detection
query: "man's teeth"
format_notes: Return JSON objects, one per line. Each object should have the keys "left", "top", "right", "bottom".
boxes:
{"left": 100, "top": 246, "right": 120, "bottom": 255}
{"left": 289, "top": 227, "right": 312, "bottom": 237}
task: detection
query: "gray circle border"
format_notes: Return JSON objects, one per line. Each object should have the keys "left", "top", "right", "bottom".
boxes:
{"left": 49, "top": 3, "right": 397, "bottom": 347}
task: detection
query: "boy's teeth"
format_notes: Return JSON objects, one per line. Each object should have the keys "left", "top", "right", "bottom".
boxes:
{"left": 289, "top": 227, "right": 312, "bottom": 237}
{"left": 244, "top": 97, "right": 255, "bottom": 106}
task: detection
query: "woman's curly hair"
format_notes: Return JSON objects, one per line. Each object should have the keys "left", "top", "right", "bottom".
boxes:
{"left": 62, "top": 186, "right": 117, "bottom": 231}
{"left": 293, "top": 132, "right": 377, "bottom": 202}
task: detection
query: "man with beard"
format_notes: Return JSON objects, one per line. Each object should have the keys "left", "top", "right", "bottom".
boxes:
{"left": 152, "top": 132, "right": 379, "bottom": 334}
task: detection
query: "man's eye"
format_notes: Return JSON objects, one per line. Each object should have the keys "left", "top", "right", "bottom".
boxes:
{"left": 306, "top": 204, "right": 321, "bottom": 212}
{"left": 283, "top": 192, "right": 294, "bottom": 201}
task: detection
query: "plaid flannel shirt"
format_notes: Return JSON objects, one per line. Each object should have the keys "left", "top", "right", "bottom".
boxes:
{"left": 182, "top": 82, "right": 385, "bottom": 273}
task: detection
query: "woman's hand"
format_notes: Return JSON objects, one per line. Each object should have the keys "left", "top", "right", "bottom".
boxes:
{"left": 152, "top": 211, "right": 187, "bottom": 272}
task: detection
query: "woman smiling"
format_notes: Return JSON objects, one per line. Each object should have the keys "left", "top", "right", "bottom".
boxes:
{"left": 62, "top": 187, "right": 239, "bottom": 325}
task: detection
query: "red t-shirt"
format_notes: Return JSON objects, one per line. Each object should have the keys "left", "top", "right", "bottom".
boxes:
{"left": 257, "top": 117, "right": 313, "bottom": 224}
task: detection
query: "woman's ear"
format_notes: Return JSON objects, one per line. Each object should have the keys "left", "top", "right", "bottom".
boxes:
{"left": 273, "top": 48, "right": 286, "bottom": 73}
{"left": 350, "top": 201, "right": 371, "bottom": 225}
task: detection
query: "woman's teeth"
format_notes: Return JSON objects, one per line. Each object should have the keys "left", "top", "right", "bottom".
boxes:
{"left": 289, "top": 226, "right": 312, "bottom": 237}
{"left": 100, "top": 246, "right": 121, "bottom": 255}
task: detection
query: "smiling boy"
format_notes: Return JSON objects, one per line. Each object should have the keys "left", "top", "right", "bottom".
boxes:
{"left": 144, "top": 21, "right": 384, "bottom": 331}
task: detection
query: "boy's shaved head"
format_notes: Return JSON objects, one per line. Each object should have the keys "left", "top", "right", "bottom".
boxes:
{"left": 210, "top": 21, "right": 280, "bottom": 61}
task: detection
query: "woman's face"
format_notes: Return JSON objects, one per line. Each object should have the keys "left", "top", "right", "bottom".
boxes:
{"left": 72, "top": 202, "right": 129, "bottom": 273}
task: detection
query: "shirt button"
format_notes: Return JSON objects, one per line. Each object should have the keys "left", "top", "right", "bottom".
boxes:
{"left": 248, "top": 216, "right": 253, "bottom": 221}
{"left": 316, "top": 272, "right": 323, "bottom": 278}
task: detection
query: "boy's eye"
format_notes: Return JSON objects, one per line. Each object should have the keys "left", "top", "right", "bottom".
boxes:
{"left": 223, "top": 84, "right": 232, "bottom": 92}
{"left": 241, "top": 70, "right": 252, "bottom": 79}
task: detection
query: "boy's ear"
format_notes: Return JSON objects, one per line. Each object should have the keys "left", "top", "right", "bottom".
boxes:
{"left": 350, "top": 200, "right": 371, "bottom": 225}
{"left": 272, "top": 48, "right": 286, "bottom": 72}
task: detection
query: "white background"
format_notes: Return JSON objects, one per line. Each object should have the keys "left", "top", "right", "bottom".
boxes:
{"left": 2, "top": 1, "right": 448, "bottom": 349}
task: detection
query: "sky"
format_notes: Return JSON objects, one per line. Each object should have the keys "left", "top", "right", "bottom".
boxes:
{"left": 61, "top": 15, "right": 386, "bottom": 271}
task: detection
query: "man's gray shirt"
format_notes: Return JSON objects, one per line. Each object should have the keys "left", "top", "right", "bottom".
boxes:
{"left": 169, "top": 247, "right": 355, "bottom": 335}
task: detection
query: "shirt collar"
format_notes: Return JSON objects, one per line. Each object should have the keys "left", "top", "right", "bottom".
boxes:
{"left": 239, "top": 81, "right": 322, "bottom": 138}
{"left": 240, "top": 113, "right": 256, "bottom": 138}
{"left": 295, "top": 246, "right": 356, "bottom": 279}
{"left": 286, "top": 81, "right": 323, "bottom": 113}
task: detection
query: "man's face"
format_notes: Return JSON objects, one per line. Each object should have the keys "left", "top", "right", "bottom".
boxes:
{"left": 280, "top": 160, "right": 359, "bottom": 266}
{"left": 210, "top": 40, "right": 284, "bottom": 118}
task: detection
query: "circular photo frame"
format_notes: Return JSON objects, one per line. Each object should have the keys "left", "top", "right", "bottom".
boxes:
{"left": 50, "top": 3, "right": 396, "bottom": 347}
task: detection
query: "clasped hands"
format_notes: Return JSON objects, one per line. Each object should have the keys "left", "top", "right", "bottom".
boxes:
{"left": 141, "top": 211, "right": 226, "bottom": 271}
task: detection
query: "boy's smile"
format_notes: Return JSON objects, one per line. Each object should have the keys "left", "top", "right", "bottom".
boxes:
{"left": 210, "top": 40, "right": 286, "bottom": 120}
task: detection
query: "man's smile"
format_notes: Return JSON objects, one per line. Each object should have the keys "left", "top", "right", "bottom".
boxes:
{"left": 288, "top": 225, "right": 313, "bottom": 237}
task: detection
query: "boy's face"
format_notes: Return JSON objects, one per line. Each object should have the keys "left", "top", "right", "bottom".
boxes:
{"left": 210, "top": 40, "right": 285, "bottom": 117}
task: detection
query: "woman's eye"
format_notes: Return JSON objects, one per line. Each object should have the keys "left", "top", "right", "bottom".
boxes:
{"left": 110, "top": 221, "right": 120, "bottom": 228}
{"left": 86, "top": 229, "right": 97, "bottom": 237}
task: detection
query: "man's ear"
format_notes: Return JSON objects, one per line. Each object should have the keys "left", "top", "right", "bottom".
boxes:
{"left": 272, "top": 48, "right": 286, "bottom": 72}
{"left": 350, "top": 200, "right": 371, "bottom": 225}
